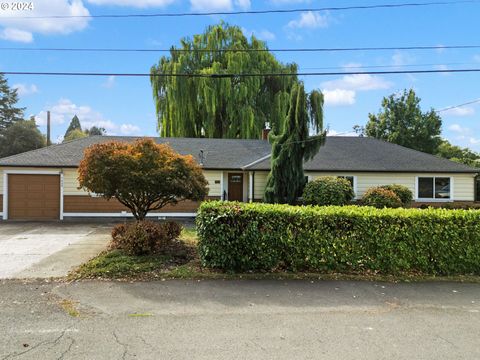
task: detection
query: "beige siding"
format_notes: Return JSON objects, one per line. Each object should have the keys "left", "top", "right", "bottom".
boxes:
{"left": 306, "top": 172, "right": 476, "bottom": 201}
{"left": 63, "top": 168, "right": 87, "bottom": 195}
{"left": 452, "top": 174, "right": 476, "bottom": 201}
{"left": 253, "top": 171, "right": 269, "bottom": 200}
{"left": 203, "top": 170, "right": 223, "bottom": 197}
{"left": 1, "top": 167, "right": 225, "bottom": 198}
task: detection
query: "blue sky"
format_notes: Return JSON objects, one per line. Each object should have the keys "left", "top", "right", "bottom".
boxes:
{"left": 0, "top": 0, "right": 479, "bottom": 150}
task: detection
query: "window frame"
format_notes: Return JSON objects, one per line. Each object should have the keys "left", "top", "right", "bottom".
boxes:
{"left": 415, "top": 176, "right": 454, "bottom": 202}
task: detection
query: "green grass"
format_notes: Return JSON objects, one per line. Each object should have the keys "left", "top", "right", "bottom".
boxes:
{"left": 70, "top": 227, "right": 480, "bottom": 283}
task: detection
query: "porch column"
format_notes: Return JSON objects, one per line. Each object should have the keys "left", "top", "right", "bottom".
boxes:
{"left": 249, "top": 172, "right": 254, "bottom": 203}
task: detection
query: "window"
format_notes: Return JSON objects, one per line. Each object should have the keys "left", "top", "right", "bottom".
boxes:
{"left": 418, "top": 177, "right": 451, "bottom": 199}
{"left": 230, "top": 175, "right": 242, "bottom": 183}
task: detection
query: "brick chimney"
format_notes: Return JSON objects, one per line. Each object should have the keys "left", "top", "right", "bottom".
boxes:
{"left": 262, "top": 122, "right": 271, "bottom": 140}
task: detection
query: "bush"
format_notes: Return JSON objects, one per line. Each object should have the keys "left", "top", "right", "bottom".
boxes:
{"left": 379, "top": 184, "right": 413, "bottom": 206}
{"left": 163, "top": 221, "right": 183, "bottom": 240}
{"left": 197, "top": 201, "right": 480, "bottom": 275}
{"left": 302, "top": 177, "right": 355, "bottom": 206}
{"left": 362, "top": 187, "right": 402, "bottom": 208}
{"left": 110, "top": 220, "right": 183, "bottom": 256}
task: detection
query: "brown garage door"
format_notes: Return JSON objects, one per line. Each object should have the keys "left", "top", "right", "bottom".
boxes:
{"left": 8, "top": 174, "right": 60, "bottom": 220}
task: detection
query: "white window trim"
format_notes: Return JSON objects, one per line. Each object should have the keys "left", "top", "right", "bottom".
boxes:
{"left": 2, "top": 169, "right": 63, "bottom": 220}
{"left": 415, "top": 176, "right": 454, "bottom": 202}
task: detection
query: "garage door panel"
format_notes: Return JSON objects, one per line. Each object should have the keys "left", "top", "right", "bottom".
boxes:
{"left": 8, "top": 174, "right": 60, "bottom": 220}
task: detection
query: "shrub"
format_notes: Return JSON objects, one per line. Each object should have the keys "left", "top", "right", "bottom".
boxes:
{"left": 302, "top": 177, "right": 355, "bottom": 206}
{"left": 362, "top": 187, "right": 402, "bottom": 208}
{"left": 163, "top": 221, "right": 183, "bottom": 240}
{"left": 379, "top": 184, "right": 413, "bottom": 206}
{"left": 110, "top": 220, "right": 183, "bottom": 256}
{"left": 197, "top": 201, "right": 480, "bottom": 275}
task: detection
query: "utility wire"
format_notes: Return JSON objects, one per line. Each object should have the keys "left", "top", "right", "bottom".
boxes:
{"left": 436, "top": 98, "right": 480, "bottom": 112}
{"left": 2, "top": 68, "right": 480, "bottom": 77}
{"left": 2, "top": 0, "right": 478, "bottom": 19}
{"left": 1, "top": 45, "right": 480, "bottom": 53}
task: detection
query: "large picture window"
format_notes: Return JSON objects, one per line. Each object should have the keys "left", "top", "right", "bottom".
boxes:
{"left": 418, "top": 177, "right": 451, "bottom": 199}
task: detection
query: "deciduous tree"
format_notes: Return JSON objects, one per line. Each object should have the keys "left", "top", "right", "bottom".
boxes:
{"left": 264, "top": 83, "right": 326, "bottom": 204}
{"left": 366, "top": 89, "right": 442, "bottom": 154}
{"left": 0, "top": 119, "right": 45, "bottom": 158}
{"left": 151, "top": 22, "right": 297, "bottom": 138}
{"left": 78, "top": 139, "right": 209, "bottom": 220}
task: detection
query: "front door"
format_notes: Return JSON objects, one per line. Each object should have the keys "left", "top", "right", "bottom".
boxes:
{"left": 228, "top": 173, "right": 243, "bottom": 202}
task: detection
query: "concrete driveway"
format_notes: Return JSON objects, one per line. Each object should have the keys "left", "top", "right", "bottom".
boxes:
{"left": 0, "top": 222, "right": 111, "bottom": 279}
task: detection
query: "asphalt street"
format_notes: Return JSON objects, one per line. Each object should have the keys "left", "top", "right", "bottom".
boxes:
{"left": 0, "top": 279, "right": 479, "bottom": 359}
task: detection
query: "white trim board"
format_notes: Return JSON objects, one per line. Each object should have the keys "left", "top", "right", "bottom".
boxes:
{"left": 3, "top": 170, "right": 62, "bottom": 175}
{"left": 63, "top": 212, "right": 197, "bottom": 218}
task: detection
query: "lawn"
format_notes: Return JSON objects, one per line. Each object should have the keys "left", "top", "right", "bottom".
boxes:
{"left": 70, "top": 226, "right": 480, "bottom": 283}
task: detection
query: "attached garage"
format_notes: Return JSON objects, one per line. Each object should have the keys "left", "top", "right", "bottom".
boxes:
{"left": 5, "top": 173, "right": 62, "bottom": 220}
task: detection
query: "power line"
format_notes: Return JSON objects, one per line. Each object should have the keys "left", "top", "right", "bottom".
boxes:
{"left": 2, "top": 68, "right": 480, "bottom": 78}
{"left": 1, "top": 45, "right": 480, "bottom": 53}
{"left": 436, "top": 98, "right": 480, "bottom": 112}
{"left": 2, "top": 0, "right": 478, "bottom": 19}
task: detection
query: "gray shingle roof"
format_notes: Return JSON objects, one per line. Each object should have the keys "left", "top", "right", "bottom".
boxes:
{"left": 0, "top": 135, "right": 477, "bottom": 173}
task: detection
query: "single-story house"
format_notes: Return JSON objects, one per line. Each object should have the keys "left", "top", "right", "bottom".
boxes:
{"left": 0, "top": 135, "right": 478, "bottom": 220}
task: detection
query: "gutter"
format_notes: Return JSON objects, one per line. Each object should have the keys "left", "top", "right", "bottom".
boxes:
{"left": 241, "top": 154, "right": 271, "bottom": 170}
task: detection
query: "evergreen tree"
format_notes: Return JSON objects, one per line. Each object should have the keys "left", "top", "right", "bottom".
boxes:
{"left": 0, "top": 73, "right": 25, "bottom": 132}
{"left": 63, "top": 128, "right": 87, "bottom": 142}
{"left": 264, "top": 83, "right": 326, "bottom": 204}
{"left": 151, "top": 22, "right": 298, "bottom": 138}
{"left": 0, "top": 119, "right": 45, "bottom": 158}
{"left": 64, "top": 115, "right": 82, "bottom": 138}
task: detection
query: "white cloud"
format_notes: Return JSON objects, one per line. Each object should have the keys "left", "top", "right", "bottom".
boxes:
{"left": 190, "top": 0, "right": 232, "bottom": 11}
{"left": 0, "top": 28, "right": 33, "bottom": 43}
{"left": 86, "top": 0, "right": 176, "bottom": 7}
{"left": 321, "top": 74, "right": 392, "bottom": 92}
{"left": 234, "top": 0, "right": 250, "bottom": 9}
{"left": 13, "top": 83, "right": 38, "bottom": 96}
{"left": 391, "top": 50, "right": 415, "bottom": 67}
{"left": 102, "top": 76, "right": 116, "bottom": 88}
{"left": 443, "top": 107, "right": 475, "bottom": 117}
{"left": 35, "top": 98, "right": 140, "bottom": 135}
{"left": 0, "top": 0, "right": 90, "bottom": 43}
{"left": 120, "top": 124, "right": 141, "bottom": 135}
{"left": 242, "top": 28, "right": 275, "bottom": 41}
{"left": 448, "top": 124, "right": 468, "bottom": 133}
{"left": 435, "top": 44, "right": 446, "bottom": 54}
{"left": 323, "top": 89, "right": 356, "bottom": 106}
{"left": 287, "top": 11, "right": 330, "bottom": 29}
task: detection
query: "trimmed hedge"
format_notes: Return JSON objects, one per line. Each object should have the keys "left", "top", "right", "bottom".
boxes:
{"left": 302, "top": 176, "right": 355, "bottom": 206}
{"left": 197, "top": 201, "right": 480, "bottom": 275}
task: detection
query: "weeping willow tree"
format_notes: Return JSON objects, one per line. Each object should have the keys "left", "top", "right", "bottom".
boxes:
{"left": 150, "top": 22, "right": 297, "bottom": 138}
{"left": 264, "top": 83, "right": 326, "bottom": 204}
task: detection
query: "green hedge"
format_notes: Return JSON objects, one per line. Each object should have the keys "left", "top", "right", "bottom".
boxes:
{"left": 196, "top": 201, "right": 480, "bottom": 275}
